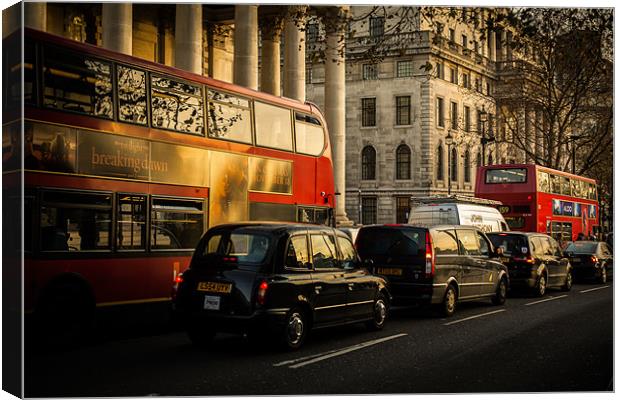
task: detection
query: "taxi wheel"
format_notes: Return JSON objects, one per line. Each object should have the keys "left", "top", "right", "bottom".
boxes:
{"left": 365, "top": 293, "right": 388, "bottom": 331}
{"left": 187, "top": 324, "right": 216, "bottom": 347}
{"left": 535, "top": 274, "right": 547, "bottom": 297}
{"left": 561, "top": 270, "right": 573, "bottom": 291}
{"left": 280, "top": 307, "right": 307, "bottom": 350}
{"left": 440, "top": 285, "right": 457, "bottom": 317}
{"left": 492, "top": 277, "right": 507, "bottom": 305}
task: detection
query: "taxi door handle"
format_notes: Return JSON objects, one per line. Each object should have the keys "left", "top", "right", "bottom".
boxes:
{"left": 348, "top": 283, "right": 355, "bottom": 290}
{"left": 314, "top": 285, "right": 322, "bottom": 293}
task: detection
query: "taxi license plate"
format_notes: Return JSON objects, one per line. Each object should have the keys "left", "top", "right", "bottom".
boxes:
{"left": 197, "top": 281, "right": 232, "bottom": 294}
{"left": 203, "top": 295, "right": 221, "bottom": 310}
{"left": 572, "top": 258, "right": 581, "bottom": 263}
{"left": 377, "top": 267, "right": 402, "bottom": 276}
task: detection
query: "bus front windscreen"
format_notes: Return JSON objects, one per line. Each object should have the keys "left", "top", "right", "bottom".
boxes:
{"left": 485, "top": 168, "right": 528, "bottom": 184}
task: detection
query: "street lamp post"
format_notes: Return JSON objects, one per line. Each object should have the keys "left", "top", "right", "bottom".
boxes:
{"left": 479, "top": 108, "right": 488, "bottom": 166}
{"left": 445, "top": 131, "right": 454, "bottom": 195}
{"left": 570, "top": 134, "right": 580, "bottom": 174}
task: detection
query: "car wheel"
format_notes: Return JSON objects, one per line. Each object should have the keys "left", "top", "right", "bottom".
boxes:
{"left": 365, "top": 293, "right": 388, "bottom": 331}
{"left": 535, "top": 273, "right": 547, "bottom": 297}
{"left": 280, "top": 307, "right": 307, "bottom": 350}
{"left": 440, "top": 285, "right": 457, "bottom": 317}
{"left": 492, "top": 277, "right": 507, "bottom": 305}
{"left": 599, "top": 267, "right": 607, "bottom": 284}
{"left": 187, "top": 324, "right": 216, "bottom": 347}
{"left": 561, "top": 270, "right": 573, "bottom": 291}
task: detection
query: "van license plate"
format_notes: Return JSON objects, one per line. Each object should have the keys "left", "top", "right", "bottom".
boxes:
{"left": 197, "top": 281, "right": 232, "bottom": 293}
{"left": 204, "top": 295, "right": 221, "bottom": 310}
{"left": 377, "top": 267, "right": 402, "bottom": 276}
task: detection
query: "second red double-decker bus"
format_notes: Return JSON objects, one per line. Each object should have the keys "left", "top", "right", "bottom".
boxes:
{"left": 3, "top": 28, "right": 335, "bottom": 337}
{"left": 475, "top": 164, "right": 599, "bottom": 243}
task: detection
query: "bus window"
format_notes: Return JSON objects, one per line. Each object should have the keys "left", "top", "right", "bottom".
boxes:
{"left": 570, "top": 179, "right": 579, "bottom": 198}
{"left": 550, "top": 174, "right": 561, "bottom": 194}
{"left": 505, "top": 216, "right": 525, "bottom": 229}
{"left": 207, "top": 89, "right": 252, "bottom": 144}
{"left": 561, "top": 177, "right": 571, "bottom": 196}
{"left": 254, "top": 101, "right": 293, "bottom": 151}
{"left": 151, "top": 197, "right": 205, "bottom": 250}
{"left": 588, "top": 183, "right": 597, "bottom": 200}
{"left": 295, "top": 113, "right": 325, "bottom": 156}
{"left": 42, "top": 46, "right": 113, "bottom": 119}
{"left": 40, "top": 190, "right": 112, "bottom": 251}
{"left": 485, "top": 168, "right": 527, "bottom": 184}
{"left": 537, "top": 171, "right": 550, "bottom": 193}
{"left": 117, "top": 65, "right": 148, "bottom": 125}
{"left": 117, "top": 194, "right": 147, "bottom": 250}
{"left": 151, "top": 75, "right": 204, "bottom": 135}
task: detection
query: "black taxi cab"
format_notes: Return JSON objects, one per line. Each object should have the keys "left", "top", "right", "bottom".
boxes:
{"left": 173, "top": 222, "right": 390, "bottom": 350}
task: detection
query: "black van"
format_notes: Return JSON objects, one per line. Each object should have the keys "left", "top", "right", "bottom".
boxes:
{"left": 173, "top": 222, "right": 390, "bottom": 350}
{"left": 355, "top": 224, "right": 508, "bottom": 317}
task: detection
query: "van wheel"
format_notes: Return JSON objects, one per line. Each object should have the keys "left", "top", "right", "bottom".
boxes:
{"left": 535, "top": 273, "right": 547, "bottom": 297}
{"left": 365, "top": 293, "right": 388, "bottom": 331}
{"left": 187, "top": 323, "right": 216, "bottom": 347}
{"left": 279, "top": 308, "right": 307, "bottom": 350}
{"left": 439, "top": 285, "right": 457, "bottom": 317}
{"left": 492, "top": 277, "right": 507, "bottom": 305}
{"left": 561, "top": 270, "right": 573, "bottom": 291}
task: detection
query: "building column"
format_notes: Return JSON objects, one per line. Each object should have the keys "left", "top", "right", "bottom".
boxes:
{"left": 283, "top": 5, "right": 306, "bottom": 102}
{"left": 24, "top": 2, "right": 46, "bottom": 31}
{"left": 102, "top": 3, "right": 132, "bottom": 55}
{"left": 234, "top": 5, "right": 258, "bottom": 90}
{"left": 498, "top": 29, "right": 507, "bottom": 62}
{"left": 175, "top": 4, "right": 203, "bottom": 75}
{"left": 488, "top": 29, "right": 496, "bottom": 62}
{"left": 324, "top": 6, "right": 351, "bottom": 225}
{"left": 259, "top": 12, "right": 284, "bottom": 96}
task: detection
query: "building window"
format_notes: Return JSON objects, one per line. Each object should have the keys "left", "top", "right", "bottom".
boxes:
{"left": 369, "top": 16, "right": 384, "bottom": 37}
{"left": 306, "top": 66, "right": 312, "bottom": 84}
{"left": 464, "top": 106, "right": 471, "bottom": 132}
{"left": 461, "top": 34, "right": 468, "bottom": 49}
{"left": 464, "top": 150, "right": 471, "bottom": 183}
{"left": 450, "top": 101, "right": 458, "bottom": 130}
{"left": 437, "top": 97, "right": 444, "bottom": 128}
{"left": 450, "top": 67, "right": 457, "bottom": 84}
{"left": 361, "top": 98, "right": 376, "bottom": 127}
{"left": 486, "top": 82, "right": 491, "bottom": 95}
{"left": 477, "top": 109, "right": 484, "bottom": 133}
{"left": 361, "top": 145, "right": 376, "bottom": 180}
{"left": 436, "top": 62, "right": 444, "bottom": 79}
{"left": 396, "top": 197, "right": 411, "bottom": 224}
{"left": 397, "top": 60, "right": 414, "bottom": 77}
{"left": 437, "top": 145, "right": 444, "bottom": 180}
{"left": 488, "top": 152, "right": 494, "bottom": 165}
{"left": 475, "top": 77, "right": 482, "bottom": 92}
{"left": 362, "top": 63, "right": 378, "bottom": 80}
{"left": 449, "top": 28, "right": 455, "bottom": 42}
{"left": 361, "top": 197, "right": 377, "bottom": 225}
{"left": 451, "top": 147, "right": 458, "bottom": 181}
{"left": 462, "top": 73, "right": 470, "bottom": 89}
{"left": 396, "top": 96, "right": 411, "bottom": 125}
{"left": 477, "top": 151, "right": 482, "bottom": 167}
{"left": 396, "top": 144, "right": 411, "bottom": 180}
{"left": 474, "top": 41, "right": 479, "bottom": 54}
{"left": 307, "top": 23, "right": 319, "bottom": 43}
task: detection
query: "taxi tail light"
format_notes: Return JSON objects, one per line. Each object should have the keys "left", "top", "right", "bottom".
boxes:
{"left": 514, "top": 256, "right": 535, "bottom": 264}
{"left": 591, "top": 255, "right": 599, "bottom": 264}
{"left": 425, "top": 232, "right": 435, "bottom": 278}
{"left": 172, "top": 272, "right": 184, "bottom": 300}
{"left": 257, "top": 281, "right": 269, "bottom": 306}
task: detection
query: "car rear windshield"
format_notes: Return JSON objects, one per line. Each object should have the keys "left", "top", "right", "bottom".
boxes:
{"left": 195, "top": 230, "right": 271, "bottom": 267}
{"left": 564, "top": 242, "right": 598, "bottom": 254}
{"left": 487, "top": 234, "right": 528, "bottom": 256}
{"left": 356, "top": 227, "right": 425, "bottom": 257}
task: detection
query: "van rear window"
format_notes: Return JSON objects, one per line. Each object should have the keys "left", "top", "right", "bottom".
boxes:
{"left": 487, "top": 234, "right": 528, "bottom": 256}
{"left": 356, "top": 227, "right": 425, "bottom": 257}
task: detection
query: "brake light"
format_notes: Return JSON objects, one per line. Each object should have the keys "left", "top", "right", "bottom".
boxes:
{"left": 257, "top": 281, "right": 269, "bottom": 306}
{"left": 174, "top": 273, "right": 184, "bottom": 284}
{"left": 222, "top": 256, "right": 238, "bottom": 263}
{"left": 591, "top": 255, "right": 599, "bottom": 263}
{"left": 513, "top": 257, "right": 535, "bottom": 264}
{"left": 172, "top": 272, "right": 184, "bottom": 300}
{"left": 425, "top": 232, "right": 435, "bottom": 278}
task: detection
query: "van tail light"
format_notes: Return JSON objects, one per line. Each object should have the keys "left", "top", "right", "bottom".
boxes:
{"left": 425, "top": 232, "right": 435, "bottom": 278}
{"left": 591, "top": 255, "right": 599, "bottom": 264}
{"left": 257, "top": 281, "right": 269, "bottom": 306}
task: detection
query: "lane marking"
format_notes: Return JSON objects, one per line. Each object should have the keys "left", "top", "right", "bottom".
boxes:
{"left": 274, "top": 333, "right": 408, "bottom": 369}
{"left": 443, "top": 309, "right": 506, "bottom": 326}
{"left": 525, "top": 295, "right": 568, "bottom": 306}
{"left": 580, "top": 285, "right": 611, "bottom": 293}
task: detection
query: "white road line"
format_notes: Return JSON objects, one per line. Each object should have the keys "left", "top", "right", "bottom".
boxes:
{"left": 525, "top": 295, "right": 568, "bottom": 306}
{"left": 580, "top": 285, "right": 611, "bottom": 293}
{"left": 274, "top": 333, "right": 408, "bottom": 369}
{"left": 443, "top": 309, "right": 506, "bottom": 326}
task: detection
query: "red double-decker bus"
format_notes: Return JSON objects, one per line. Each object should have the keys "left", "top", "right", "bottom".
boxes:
{"left": 3, "top": 28, "right": 335, "bottom": 335}
{"left": 475, "top": 164, "right": 599, "bottom": 243}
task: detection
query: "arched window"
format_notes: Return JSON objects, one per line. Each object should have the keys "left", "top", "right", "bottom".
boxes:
{"left": 476, "top": 151, "right": 482, "bottom": 168}
{"left": 464, "top": 149, "right": 471, "bottom": 183}
{"left": 450, "top": 147, "right": 458, "bottom": 181}
{"left": 437, "top": 145, "right": 444, "bottom": 180}
{"left": 396, "top": 144, "right": 411, "bottom": 180}
{"left": 488, "top": 152, "right": 493, "bottom": 165}
{"left": 361, "top": 146, "right": 376, "bottom": 180}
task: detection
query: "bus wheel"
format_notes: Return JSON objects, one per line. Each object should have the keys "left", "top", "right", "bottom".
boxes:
{"left": 36, "top": 282, "right": 95, "bottom": 348}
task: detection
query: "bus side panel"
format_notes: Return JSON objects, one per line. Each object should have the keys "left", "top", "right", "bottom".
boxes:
{"left": 315, "top": 155, "right": 335, "bottom": 208}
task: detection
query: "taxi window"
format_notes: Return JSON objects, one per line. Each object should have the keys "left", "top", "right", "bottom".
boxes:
{"left": 285, "top": 235, "right": 310, "bottom": 269}
{"left": 311, "top": 233, "right": 337, "bottom": 269}
{"left": 337, "top": 236, "right": 358, "bottom": 268}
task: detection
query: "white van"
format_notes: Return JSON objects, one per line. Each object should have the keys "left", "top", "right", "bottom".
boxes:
{"left": 408, "top": 196, "right": 509, "bottom": 233}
